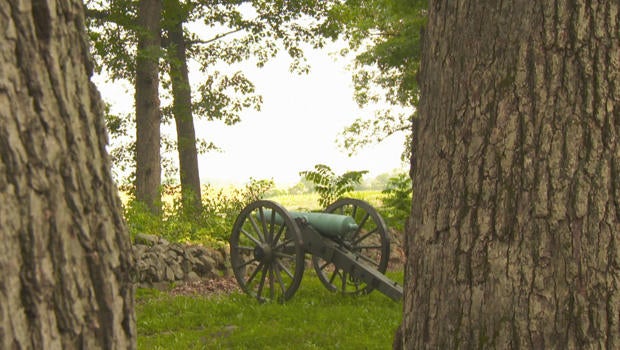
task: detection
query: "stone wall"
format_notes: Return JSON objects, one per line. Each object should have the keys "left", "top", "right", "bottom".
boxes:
{"left": 132, "top": 233, "right": 231, "bottom": 288}
{"left": 132, "top": 230, "right": 406, "bottom": 288}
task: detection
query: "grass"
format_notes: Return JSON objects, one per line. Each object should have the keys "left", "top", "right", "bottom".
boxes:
{"left": 130, "top": 188, "right": 406, "bottom": 348}
{"left": 137, "top": 270, "right": 403, "bottom": 349}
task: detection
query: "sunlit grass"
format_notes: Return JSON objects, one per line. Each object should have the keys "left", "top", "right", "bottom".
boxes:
{"left": 137, "top": 270, "right": 403, "bottom": 350}
{"left": 120, "top": 185, "right": 385, "bottom": 212}
{"left": 266, "top": 190, "right": 384, "bottom": 212}
{"left": 264, "top": 192, "right": 321, "bottom": 211}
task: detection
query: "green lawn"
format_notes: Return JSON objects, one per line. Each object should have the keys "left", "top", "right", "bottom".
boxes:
{"left": 137, "top": 271, "right": 403, "bottom": 349}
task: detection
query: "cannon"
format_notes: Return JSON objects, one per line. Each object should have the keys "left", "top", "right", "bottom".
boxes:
{"left": 229, "top": 198, "right": 403, "bottom": 303}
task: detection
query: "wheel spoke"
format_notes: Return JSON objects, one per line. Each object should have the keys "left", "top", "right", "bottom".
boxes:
{"left": 246, "top": 261, "right": 263, "bottom": 286}
{"left": 349, "top": 278, "right": 362, "bottom": 293}
{"left": 258, "top": 208, "right": 270, "bottom": 243}
{"left": 319, "top": 260, "right": 331, "bottom": 271}
{"left": 356, "top": 213, "right": 370, "bottom": 233}
{"left": 236, "top": 257, "right": 258, "bottom": 270}
{"left": 340, "top": 271, "right": 347, "bottom": 292}
{"left": 352, "top": 228, "right": 378, "bottom": 246}
{"left": 354, "top": 244, "right": 383, "bottom": 250}
{"left": 256, "top": 264, "right": 268, "bottom": 300}
{"left": 274, "top": 252, "right": 295, "bottom": 260}
{"left": 351, "top": 205, "right": 358, "bottom": 219}
{"left": 329, "top": 269, "right": 340, "bottom": 285}
{"left": 248, "top": 215, "right": 265, "bottom": 243}
{"left": 350, "top": 212, "right": 370, "bottom": 242}
{"left": 237, "top": 245, "right": 255, "bottom": 251}
{"left": 241, "top": 229, "right": 262, "bottom": 246}
{"left": 269, "top": 210, "right": 277, "bottom": 243}
{"left": 273, "top": 262, "right": 287, "bottom": 295}
{"left": 274, "top": 238, "right": 295, "bottom": 251}
{"left": 269, "top": 265, "right": 275, "bottom": 300}
{"left": 272, "top": 224, "right": 286, "bottom": 246}
{"left": 276, "top": 259, "right": 294, "bottom": 279}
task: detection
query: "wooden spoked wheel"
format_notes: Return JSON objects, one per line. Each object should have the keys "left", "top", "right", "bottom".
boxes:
{"left": 312, "top": 198, "right": 390, "bottom": 295}
{"left": 229, "top": 200, "right": 305, "bottom": 303}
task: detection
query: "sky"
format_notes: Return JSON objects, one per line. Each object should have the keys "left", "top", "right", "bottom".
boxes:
{"left": 93, "top": 43, "right": 410, "bottom": 188}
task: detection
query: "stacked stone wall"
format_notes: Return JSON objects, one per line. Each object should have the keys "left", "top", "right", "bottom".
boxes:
{"left": 132, "top": 233, "right": 231, "bottom": 287}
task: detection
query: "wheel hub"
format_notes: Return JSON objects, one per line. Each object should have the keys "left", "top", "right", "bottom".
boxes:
{"left": 253, "top": 244, "right": 273, "bottom": 263}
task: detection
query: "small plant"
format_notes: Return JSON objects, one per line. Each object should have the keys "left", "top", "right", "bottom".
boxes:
{"left": 123, "top": 198, "right": 162, "bottom": 241}
{"left": 241, "top": 178, "right": 275, "bottom": 204}
{"left": 300, "top": 164, "right": 368, "bottom": 208}
{"left": 123, "top": 178, "right": 275, "bottom": 246}
{"left": 381, "top": 173, "right": 412, "bottom": 231}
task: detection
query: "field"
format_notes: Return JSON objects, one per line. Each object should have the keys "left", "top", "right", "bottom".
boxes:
{"left": 133, "top": 189, "right": 406, "bottom": 349}
{"left": 265, "top": 190, "right": 384, "bottom": 211}
{"left": 137, "top": 271, "right": 403, "bottom": 349}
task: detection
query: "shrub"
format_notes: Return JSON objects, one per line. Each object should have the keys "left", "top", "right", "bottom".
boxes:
{"left": 123, "top": 178, "right": 275, "bottom": 246}
{"left": 299, "top": 164, "right": 368, "bottom": 209}
{"left": 380, "top": 173, "right": 412, "bottom": 231}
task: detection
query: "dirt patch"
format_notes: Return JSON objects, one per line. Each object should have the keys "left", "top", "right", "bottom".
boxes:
{"left": 168, "top": 277, "right": 241, "bottom": 297}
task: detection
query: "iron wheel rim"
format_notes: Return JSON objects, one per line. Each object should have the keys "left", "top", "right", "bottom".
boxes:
{"left": 230, "top": 200, "right": 305, "bottom": 303}
{"left": 312, "top": 198, "right": 390, "bottom": 295}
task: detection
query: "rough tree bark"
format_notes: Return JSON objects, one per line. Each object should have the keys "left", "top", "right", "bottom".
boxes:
{"left": 168, "top": 22, "right": 202, "bottom": 209}
{"left": 169, "top": 23, "right": 202, "bottom": 211}
{"left": 135, "top": 0, "right": 162, "bottom": 213}
{"left": 0, "top": 1, "right": 135, "bottom": 349}
{"left": 397, "top": 1, "right": 620, "bottom": 349}
{"left": 165, "top": 0, "right": 202, "bottom": 211}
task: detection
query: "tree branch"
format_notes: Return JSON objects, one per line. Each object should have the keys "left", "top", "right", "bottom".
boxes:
{"left": 85, "top": 8, "right": 136, "bottom": 29}
{"left": 85, "top": 8, "right": 109, "bottom": 21}
{"left": 190, "top": 28, "right": 244, "bottom": 46}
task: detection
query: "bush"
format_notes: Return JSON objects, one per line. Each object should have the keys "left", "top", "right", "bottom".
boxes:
{"left": 124, "top": 178, "right": 275, "bottom": 246}
{"left": 299, "top": 164, "right": 368, "bottom": 209}
{"left": 380, "top": 173, "right": 412, "bottom": 231}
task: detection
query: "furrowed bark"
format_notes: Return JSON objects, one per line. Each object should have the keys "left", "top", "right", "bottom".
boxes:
{"left": 398, "top": 1, "right": 620, "bottom": 348}
{"left": 135, "top": 0, "right": 162, "bottom": 213}
{"left": 0, "top": 1, "right": 135, "bottom": 348}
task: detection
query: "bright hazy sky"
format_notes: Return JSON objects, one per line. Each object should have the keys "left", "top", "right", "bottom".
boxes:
{"left": 93, "top": 43, "right": 410, "bottom": 187}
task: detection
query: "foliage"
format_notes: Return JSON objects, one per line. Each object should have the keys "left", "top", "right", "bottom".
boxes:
{"left": 286, "top": 177, "right": 315, "bottom": 195}
{"left": 124, "top": 180, "right": 400, "bottom": 246}
{"left": 86, "top": 0, "right": 335, "bottom": 185}
{"left": 380, "top": 172, "right": 411, "bottom": 231}
{"left": 124, "top": 178, "right": 275, "bottom": 245}
{"left": 136, "top": 271, "right": 403, "bottom": 349}
{"left": 103, "top": 103, "right": 136, "bottom": 185}
{"left": 341, "top": 110, "right": 413, "bottom": 162}
{"left": 324, "top": 0, "right": 427, "bottom": 107}
{"left": 321, "top": 0, "right": 428, "bottom": 158}
{"left": 299, "top": 164, "right": 368, "bottom": 209}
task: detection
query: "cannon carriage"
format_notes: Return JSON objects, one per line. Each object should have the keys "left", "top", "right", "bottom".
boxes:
{"left": 229, "top": 198, "right": 403, "bottom": 303}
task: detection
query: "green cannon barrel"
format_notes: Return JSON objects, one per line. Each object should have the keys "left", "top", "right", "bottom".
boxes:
{"left": 263, "top": 209, "right": 358, "bottom": 237}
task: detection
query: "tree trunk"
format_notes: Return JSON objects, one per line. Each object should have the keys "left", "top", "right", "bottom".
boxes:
{"left": 0, "top": 1, "right": 135, "bottom": 349}
{"left": 397, "top": 1, "right": 620, "bottom": 349}
{"left": 165, "top": 2, "right": 201, "bottom": 211}
{"left": 135, "top": 0, "right": 162, "bottom": 213}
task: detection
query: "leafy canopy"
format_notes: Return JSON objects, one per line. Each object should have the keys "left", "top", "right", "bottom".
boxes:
{"left": 321, "top": 0, "right": 427, "bottom": 158}
{"left": 86, "top": 0, "right": 336, "bottom": 183}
